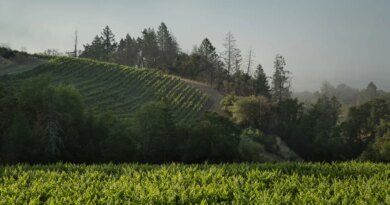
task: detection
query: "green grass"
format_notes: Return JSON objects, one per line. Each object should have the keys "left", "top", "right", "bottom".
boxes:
{"left": 0, "top": 57, "right": 210, "bottom": 124}
{"left": 0, "top": 162, "right": 388, "bottom": 204}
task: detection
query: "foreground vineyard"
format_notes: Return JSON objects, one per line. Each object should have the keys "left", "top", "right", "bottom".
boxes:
{"left": 1, "top": 57, "right": 210, "bottom": 123}
{"left": 0, "top": 163, "right": 388, "bottom": 204}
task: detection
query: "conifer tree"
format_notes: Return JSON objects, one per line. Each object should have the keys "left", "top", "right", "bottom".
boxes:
{"left": 254, "top": 64, "right": 271, "bottom": 97}
{"left": 272, "top": 54, "right": 291, "bottom": 102}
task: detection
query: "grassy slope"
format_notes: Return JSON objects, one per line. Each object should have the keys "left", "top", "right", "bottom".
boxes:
{"left": 1, "top": 57, "right": 211, "bottom": 124}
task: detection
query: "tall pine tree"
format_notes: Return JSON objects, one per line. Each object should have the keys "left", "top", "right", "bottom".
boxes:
{"left": 156, "top": 22, "right": 179, "bottom": 70}
{"left": 81, "top": 35, "right": 104, "bottom": 60}
{"left": 138, "top": 28, "right": 159, "bottom": 68}
{"left": 101, "top": 26, "right": 117, "bottom": 61}
{"left": 272, "top": 55, "right": 291, "bottom": 102}
{"left": 254, "top": 64, "right": 271, "bottom": 97}
{"left": 198, "top": 38, "right": 220, "bottom": 85}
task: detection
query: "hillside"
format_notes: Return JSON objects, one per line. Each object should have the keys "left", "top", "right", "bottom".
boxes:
{"left": 0, "top": 53, "right": 46, "bottom": 76}
{"left": 0, "top": 57, "right": 211, "bottom": 124}
{"left": 181, "top": 78, "right": 227, "bottom": 116}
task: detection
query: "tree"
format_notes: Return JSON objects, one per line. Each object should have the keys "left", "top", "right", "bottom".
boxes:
{"left": 198, "top": 38, "right": 220, "bottom": 85}
{"left": 101, "top": 26, "right": 117, "bottom": 61}
{"left": 230, "top": 95, "right": 274, "bottom": 132}
{"left": 132, "top": 101, "right": 177, "bottom": 163}
{"left": 42, "top": 49, "right": 62, "bottom": 56}
{"left": 156, "top": 22, "right": 179, "bottom": 70}
{"left": 359, "top": 82, "right": 378, "bottom": 104}
{"left": 341, "top": 98, "right": 390, "bottom": 158}
{"left": 222, "top": 32, "right": 242, "bottom": 77}
{"left": 116, "top": 34, "right": 138, "bottom": 66}
{"left": 253, "top": 64, "right": 271, "bottom": 97}
{"left": 272, "top": 54, "right": 291, "bottom": 102}
{"left": 275, "top": 98, "right": 304, "bottom": 144}
{"left": 245, "top": 49, "right": 254, "bottom": 75}
{"left": 294, "top": 95, "right": 344, "bottom": 161}
{"left": 360, "top": 119, "right": 390, "bottom": 162}
{"left": 0, "top": 76, "right": 138, "bottom": 164}
{"left": 174, "top": 52, "right": 201, "bottom": 79}
{"left": 138, "top": 28, "right": 159, "bottom": 68}
{"left": 81, "top": 35, "right": 104, "bottom": 60}
{"left": 180, "top": 112, "right": 240, "bottom": 163}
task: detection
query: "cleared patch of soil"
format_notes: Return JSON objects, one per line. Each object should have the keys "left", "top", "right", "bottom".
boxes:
{"left": 181, "top": 78, "right": 228, "bottom": 116}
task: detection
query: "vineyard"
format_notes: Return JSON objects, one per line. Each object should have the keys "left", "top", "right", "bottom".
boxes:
{"left": 0, "top": 57, "right": 210, "bottom": 124}
{"left": 0, "top": 162, "right": 388, "bottom": 204}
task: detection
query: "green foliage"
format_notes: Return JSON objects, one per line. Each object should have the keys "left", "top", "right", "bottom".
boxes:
{"left": 341, "top": 98, "right": 390, "bottom": 159}
{"left": 81, "top": 35, "right": 105, "bottom": 60}
{"left": 197, "top": 38, "right": 221, "bottom": 85}
{"left": 253, "top": 64, "right": 271, "bottom": 97}
{"left": 115, "top": 34, "right": 138, "bottom": 66}
{"left": 0, "top": 47, "right": 16, "bottom": 59}
{"left": 157, "top": 22, "right": 179, "bottom": 70}
{"left": 241, "top": 128, "right": 277, "bottom": 153}
{"left": 238, "top": 135, "right": 268, "bottom": 162}
{"left": 0, "top": 163, "right": 388, "bottom": 204}
{"left": 132, "top": 101, "right": 177, "bottom": 163}
{"left": 272, "top": 54, "right": 291, "bottom": 102}
{"left": 0, "top": 76, "right": 136, "bottom": 163}
{"left": 360, "top": 119, "right": 390, "bottom": 162}
{"left": 230, "top": 95, "right": 274, "bottom": 132}
{"left": 181, "top": 112, "right": 240, "bottom": 163}
{"left": 279, "top": 95, "right": 345, "bottom": 161}
{"left": 138, "top": 28, "right": 159, "bottom": 68}
{"left": 101, "top": 26, "right": 117, "bottom": 61}
{"left": 220, "top": 94, "right": 238, "bottom": 112}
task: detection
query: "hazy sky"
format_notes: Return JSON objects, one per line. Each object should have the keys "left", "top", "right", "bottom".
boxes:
{"left": 1, "top": 0, "right": 389, "bottom": 91}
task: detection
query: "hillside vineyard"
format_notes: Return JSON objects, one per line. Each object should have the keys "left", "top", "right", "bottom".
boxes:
{"left": 1, "top": 57, "right": 210, "bottom": 124}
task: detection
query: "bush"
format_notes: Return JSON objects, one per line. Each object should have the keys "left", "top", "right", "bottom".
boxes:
{"left": 181, "top": 112, "right": 240, "bottom": 163}
{"left": 360, "top": 119, "right": 390, "bottom": 162}
{"left": 230, "top": 95, "right": 274, "bottom": 131}
{"left": 0, "top": 47, "right": 16, "bottom": 59}
{"left": 240, "top": 128, "right": 278, "bottom": 153}
{"left": 132, "top": 101, "right": 177, "bottom": 163}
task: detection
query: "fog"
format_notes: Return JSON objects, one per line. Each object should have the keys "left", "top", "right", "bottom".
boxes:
{"left": 1, "top": 0, "right": 389, "bottom": 91}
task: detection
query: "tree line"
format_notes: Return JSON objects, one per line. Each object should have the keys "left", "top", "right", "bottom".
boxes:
{"left": 79, "top": 23, "right": 290, "bottom": 97}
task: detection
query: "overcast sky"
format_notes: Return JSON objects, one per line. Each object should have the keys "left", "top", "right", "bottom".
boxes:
{"left": 1, "top": 0, "right": 389, "bottom": 91}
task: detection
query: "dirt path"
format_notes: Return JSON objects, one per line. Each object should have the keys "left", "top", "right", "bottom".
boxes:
{"left": 181, "top": 78, "right": 228, "bottom": 116}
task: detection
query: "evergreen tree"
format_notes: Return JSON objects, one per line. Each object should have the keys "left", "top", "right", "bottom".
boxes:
{"left": 132, "top": 101, "right": 177, "bottom": 163}
{"left": 116, "top": 34, "right": 138, "bottom": 66}
{"left": 138, "top": 28, "right": 159, "bottom": 68}
{"left": 81, "top": 35, "right": 104, "bottom": 60}
{"left": 101, "top": 26, "right": 117, "bottom": 61}
{"left": 254, "top": 64, "right": 271, "bottom": 97}
{"left": 198, "top": 38, "right": 219, "bottom": 85}
{"left": 272, "top": 54, "right": 291, "bottom": 102}
{"left": 156, "top": 22, "right": 179, "bottom": 70}
{"left": 359, "top": 82, "right": 378, "bottom": 103}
